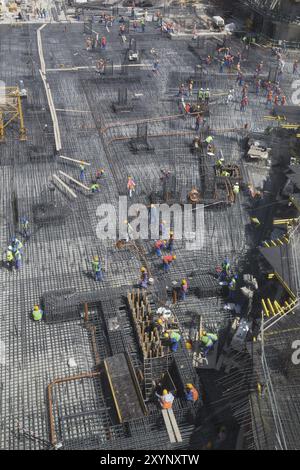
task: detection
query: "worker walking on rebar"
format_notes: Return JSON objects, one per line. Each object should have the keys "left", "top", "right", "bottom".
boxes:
{"left": 11, "top": 237, "right": 23, "bottom": 254}
{"left": 156, "top": 389, "right": 174, "bottom": 409}
{"left": 185, "top": 383, "right": 199, "bottom": 403}
{"left": 154, "top": 239, "right": 166, "bottom": 257}
{"left": 141, "top": 17, "right": 145, "bottom": 32}
{"left": 6, "top": 246, "right": 14, "bottom": 270}
{"left": 139, "top": 266, "right": 148, "bottom": 288}
{"left": 90, "top": 182, "right": 100, "bottom": 193}
{"left": 32, "top": 304, "right": 43, "bottom": 322}
{"left": 127, "top": 176, "right": 136, "bottom": 198}
{"left": 14, "top": 249, "right": 22, "bottom": 270}
{"left": 162, "top": 254, "right": 176, "bottom": 272}
{"left": 179, "top": 279, "right": 188, "bottom": 301}
{"left": 200, "top": 331, "right": 218, "bottom": 356}
{"left": 219, "top": 259, "right": 231, "bottom": 283}
{"left": 167, "top": 231, "right": 174, "bottom": 253}
{"left": 101, "top": 36, "right": 107, "bottom": 49}
{"left": 195, "top": 113, "right": 203, "bottom": 132}
{"left": 216, "top": 157, "right": 225, "bottom": 171}
{"left": 233, "top": 182, "right": 240, "bottom": 198}
{"left": 204, "top": 88, "right": 210, "bottom": 104}
{"left": 198, "top": 87, "right": 204, "bottom": 102}
{"left": 79, "top": 163, "right": 86, "bottom": 182}
{"left": 95, "top": 168, "right": 105, "bottom": 180}
{"left": 92, "top": 256, "right": 103, "bottom": 281}
{"left": 20, "top": 217, "right": 29, "bottom": 239}
{"left": 228, "top": 275, "right": 238, "bottom": 301}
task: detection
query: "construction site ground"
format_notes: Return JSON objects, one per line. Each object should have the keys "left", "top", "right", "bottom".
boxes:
{"left": 0, "top": 17, "right": 299, "bottom": 449}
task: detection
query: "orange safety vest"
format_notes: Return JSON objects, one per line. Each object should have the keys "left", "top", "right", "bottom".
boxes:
{"left": 161, "top": 399, "right": 172, "bottom": 409}
{"left": 191, "top": 387, "right": 199, "bottom": 402}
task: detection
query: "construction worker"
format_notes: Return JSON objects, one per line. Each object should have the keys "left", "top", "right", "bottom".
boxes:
{"left": 228, "top": 275, "right": 238, "bottom": 301}
{"left": 233, "top": 182, "right": 240, "bottom": 196}
{"left": 95, "top": 168, "right": 105, "bottom": 180}
{"left": 216, "top": 157, "right": 225, "bottom": 171}
{"left": 185, "top": 383, "right": 199, "bottom": 403}
{"left": 90, "top": 182, "right": 100, "bottom": 193}
{"left": 274, "top": 94, "right": 280, "bottom": 107}
{"left": 92, "top": 256, "right": 103, "bottom": 281}
{"left": 293, "top": 60, "right": 299, "bottom": 75}
{"left": 154, "top": 239, "right": 165, "bottom": 257}
{"left": 127, "top": 176, "right": 136, "bottom": 198}
{"left": 140, "top": 267, "right": 148, "bottom": 288}
{"left": 221, "top": 170, "right": 230, "bottom": 177}
{"left": 79, "top": 163, "right": 86, "bottom": 182}
{"left": 32, "top": 305, "right": 43, "bottom": 322}
{"left": 205, "top": 135, "right": 213, "bottom": 145}
{"left": 179, "top": 279, "right": 188, "bottom": 300}
{"left": 167, "top": 231, "right": 174, "bottom": 253}
{"left": 14, "top": 249, "right": 22, "bottom": 270}
{"left": 20, "top": 217, "right": 29, "bottom": 239}
{"left": 198, "top": 87, "right": 204, "bottom": 102}
{"left": 11, "top": 237, "right": 23, "bottom": 253}
{"left": 204, "top": 88, "right": 210, "bottom": 104}
{"left": 219, "top": 259, "right": 230, "bottom": 282}
{"left": 159, "top": 220, "right": 168, "bottom": 239}
{"left": 6, "top": 247, "right": 14, "bottom": 269}
{"left": 188, "top": 79, "right": 194, "bottom": 97}
{"left": 156, "top": 389, "right": 174, "bottom": 409}
{"left": 162, "top": 254, "right": 176, "bottom": 272}
{"left": 281, "top": 95, "right": 287, "bottom": 106}
{"left": 195, "top": 113, "right": 203, "bottom": 131}
{"left": 165, "top": 331, "right": 181, "bottom": 352}
{"left": 141, "top": 17, "right": 145, "bottom": 32}
{"left": 101, "top": 36, "right": 107, "bottom": 49}
{"left": 200, "top": 331, "right": 218, "bottom": 356}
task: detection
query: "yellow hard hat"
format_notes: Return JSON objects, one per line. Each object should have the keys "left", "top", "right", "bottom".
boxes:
{"left": 157, "top": 319, "right": 163, "bottom": 325}
{"left": 93, "top": 256, "right": 99, "bottom": 261}
{"left": 182, "top": 279, "right": 187, "bottom": 285}
{"left": 186, "top": 383, "right": 193, "bottom": 389}
{"left": 164, "top": 333, "right": 169, "bottom": 338}
{"left": 162, "top": 389, "right": 168, "bottom": 395}
{"left": 185, "top": 341, "right": 192, "bottom": 350}
{"left": 201, "top": 331, "right": 206, "bottom": 336}
{"left": 34, "top": 305, "right": 39, "bottom": 311}
{"left": 141, "top": 267, "right": 146, "bottom": 272}
{"left": 169, "top": 231, "right": 174, "bottom": 236}
{"left": 172, "top": 255, "right": 177, "bottom": 260}
{"left": 128, "top": 176, "right": 132, "bottom": 179}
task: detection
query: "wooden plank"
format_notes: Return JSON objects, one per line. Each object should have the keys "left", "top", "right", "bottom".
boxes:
{"left": 161, "top": 410, "right": 176, "bottom": 443}
{"left": 104, "top": 353, "right": 145, "bottom": 422}
{"left": 53, "top": 174, "right": 77, "bottom": 198}
{"left": 167, "top": 409, "right": 183, "bottom": 443}
{"left": 59, "top": 170, "right": 91, "bottom": 191}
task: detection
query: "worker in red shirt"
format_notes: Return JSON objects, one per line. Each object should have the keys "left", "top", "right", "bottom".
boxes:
{"left": 101, "top": 36, "right": 107, "bottom": 49}
{"left": 274, "top": 95, "right": 279, "bottom": 106}
{"left": 162, "top": 254, "right": 176, "bottom": 272}
{"left": 154, "top": 239, "right": 165, "bottom": 257}
{"left": 281, "top": 95, "right": 286, "bottom": 106}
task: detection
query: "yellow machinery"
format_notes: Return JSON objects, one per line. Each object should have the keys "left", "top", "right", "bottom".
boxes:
{"left": 0, "top": 86, "right": 26, "bottom": 142}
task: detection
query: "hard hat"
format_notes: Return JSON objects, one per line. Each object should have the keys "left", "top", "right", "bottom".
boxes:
{"left": 8, "top": 246, "right": 13, "bottom": 251}
{"left": 207, "top": 88, "right": 210, "bottom": 91}
{"left": 186, "top": 383, "right": 193, "bottom": 389}
{"left": 220, "top": 157, "right": 225, "bottom": 162}
{"left": 185, "top": 341, "right": 192, "bottom": 350}
{"left": 182, "top": 279, "right": 187, "bottom": 285}
{"left": 141, "top": 267, "right": 146, "bottom": 272}
{"left": 162, "top": 389, "right": 168, "bottom": 395}
{"left": 157, "top": 319, "right": 163, "bottom": 325}
{"left": 172, "top": 255, "right": 177, "bottom": 260}
{"left": 164, "top": 333, "right": 169, "bottom": 338}
{"left": 201, "top": 331, "right": 206, "bottom": 336}
{"left": 169, "top": 231, "right": 174, "bottom": 236}
{"left": 128, "top": 176, "right": 132, "bottom": 179}
{"left": 93, "top": 256, "right": 99, "bottom": 261}
{"left": 34, "top": 305, "right": 39, "bottom": 311}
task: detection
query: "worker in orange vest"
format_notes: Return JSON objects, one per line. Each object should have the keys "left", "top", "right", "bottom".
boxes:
{"left": 156, "top": 389, "right": 174, "bottom": 409}
{"left": 185, "top": 383, "right": 199, "bottom": 403}
{"left": 162, "top": 254, "right": 176, "bottom": 272}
